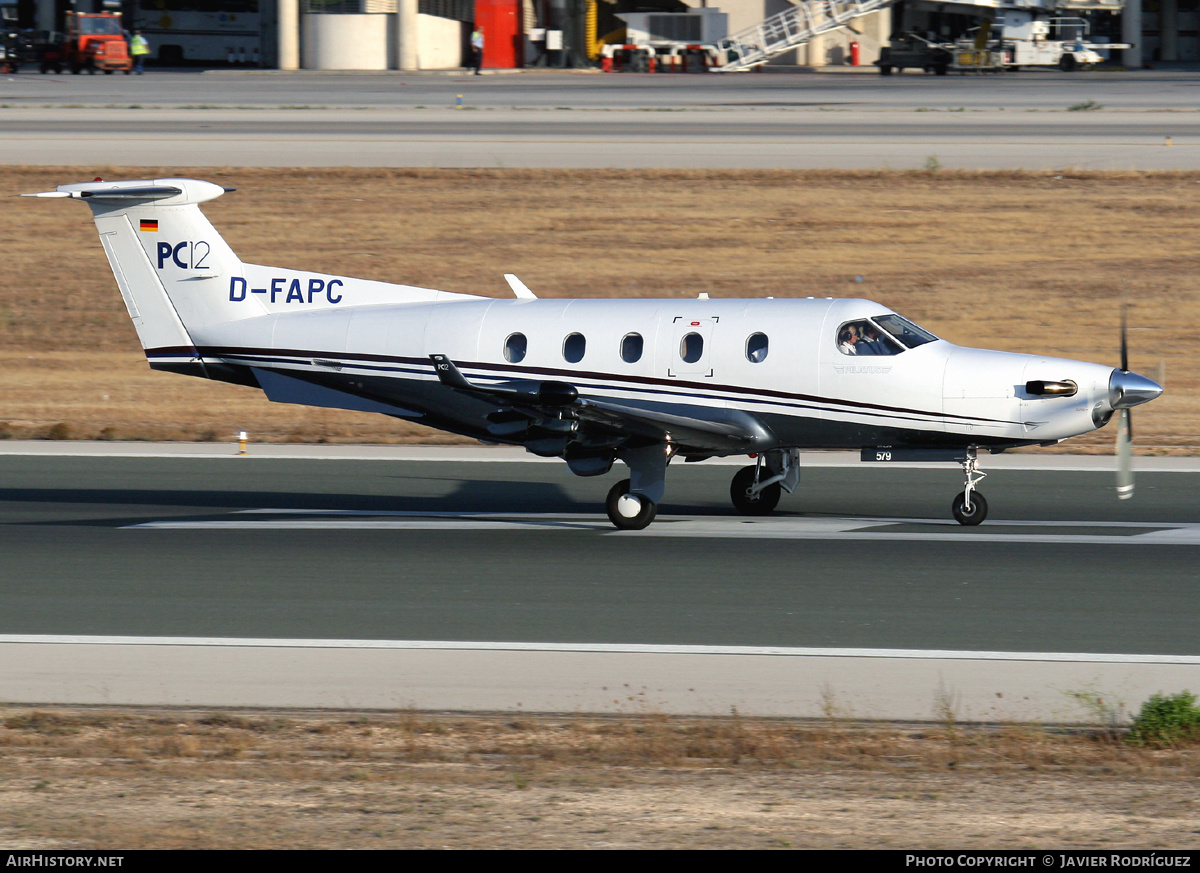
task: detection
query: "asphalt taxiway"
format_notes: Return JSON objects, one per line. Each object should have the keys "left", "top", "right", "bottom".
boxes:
{"left": 1, "top": 445, "right": 1197, "bottom": 721}
{"left": 2, "top": 70, "right": 1198, "bottom": 169}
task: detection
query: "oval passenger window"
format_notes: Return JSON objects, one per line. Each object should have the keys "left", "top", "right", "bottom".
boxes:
{"left": 746, "top": 333, "right": 768, "bottom": 363}
{"left": 680, "top": 333, "right": 704, "bottom": 364}
{"left": 621, "top": 333, "right": 643, "bottom": 363}
{"left": 563, "top": 332, "right": 586, "bottom": 364}
{"left": 504, "top": 333, "right": 527, "bottom": 364}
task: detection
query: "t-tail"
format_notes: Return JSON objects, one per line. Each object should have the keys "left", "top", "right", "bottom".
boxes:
{"left": 25, "top": 178, "right": 470, "bottom": 378}
{"left": 26, "top": 179, "right": 243, "bottom": 374}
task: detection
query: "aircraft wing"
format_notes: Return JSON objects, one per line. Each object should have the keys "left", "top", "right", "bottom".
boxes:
{"left": 429, "top": 355, "right": 770, "bottom": 455}
{"left": 573, "top": 397, "right": 768, "bottom": 453}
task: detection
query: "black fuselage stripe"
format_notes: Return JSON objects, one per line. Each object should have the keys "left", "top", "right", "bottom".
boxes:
{"left": 146, "top": 345, "right": 1019, "bottom": 427}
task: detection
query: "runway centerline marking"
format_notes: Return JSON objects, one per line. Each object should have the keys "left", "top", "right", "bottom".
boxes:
{"left": 122, "top": 511, "right": 1200, "bottom": 544}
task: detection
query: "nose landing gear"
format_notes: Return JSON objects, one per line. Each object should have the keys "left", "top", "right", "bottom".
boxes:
{"left": 952, "top": 449, "right": 988, "bottom": 525}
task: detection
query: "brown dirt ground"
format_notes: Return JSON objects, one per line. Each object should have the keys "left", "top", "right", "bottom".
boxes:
{"left": 3, "top": 167, "right": 1198, "bottom": 450}
{"left": 2, "top": 708, "right": 1199, "bottom": 850}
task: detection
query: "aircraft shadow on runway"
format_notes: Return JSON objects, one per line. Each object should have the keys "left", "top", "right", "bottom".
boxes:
{"left": 0, "top": 479, "right": 744, "bottom": 528}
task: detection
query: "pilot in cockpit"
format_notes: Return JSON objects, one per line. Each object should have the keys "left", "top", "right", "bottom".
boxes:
{"left": 840, "top": 319, "right": 905, "bottom": 356}
{"left": 857, "top": 324, "right": 882, "bottom": 355}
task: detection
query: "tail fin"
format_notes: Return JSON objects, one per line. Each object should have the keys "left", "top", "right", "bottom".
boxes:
{"left": 28, "top": 178, "right": 482, "bottom": 367}
{"left": 25, "top": 179, "right": 244, "bottom": 358}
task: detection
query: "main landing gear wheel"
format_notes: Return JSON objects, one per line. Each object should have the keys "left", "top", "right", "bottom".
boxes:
{"left": 730, "top": 464, "right": 781, "bottom": 516}
{"left": 952, "top": 491, "right": 988, "bottom": 526}
{"left": 605, "top": 479, "right": 657, "bottom": 531}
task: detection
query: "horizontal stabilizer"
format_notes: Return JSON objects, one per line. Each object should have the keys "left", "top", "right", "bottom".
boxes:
{"left": 23, "top": 179, "right": 231, "bottom": 207}
{"left": 24, "top": 185, "right": 181, "bottom": 201}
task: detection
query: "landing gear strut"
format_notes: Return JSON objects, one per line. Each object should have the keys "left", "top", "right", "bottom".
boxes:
{"left": 952, "top": 449, "right": 988, "bottom": 525}
{"left": 730, "top": 448, "right": 798, "bottom": 516}
{"left": 604, "top": 444, "right": 669, "bottom": 531}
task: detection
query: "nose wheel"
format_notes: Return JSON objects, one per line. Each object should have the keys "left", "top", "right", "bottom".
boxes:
{"left": 606, "top": 479, "right": 657, "bottom": 530}
{"left": 952, "top": 450, "right": 988, "bottom": 525}
{"left": 951, "top": 490, "right": 987, "bottom": 525}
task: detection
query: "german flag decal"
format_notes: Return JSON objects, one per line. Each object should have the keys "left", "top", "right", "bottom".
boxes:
{"left": 139, "top": 219, "right": 158, "bottom": 232}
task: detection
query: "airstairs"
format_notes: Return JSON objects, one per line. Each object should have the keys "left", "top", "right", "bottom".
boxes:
{"left": 715, "top": 0, "right": 894, "bottom": 72}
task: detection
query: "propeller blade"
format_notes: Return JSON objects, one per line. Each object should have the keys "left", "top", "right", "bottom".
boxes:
{"left": 1120, "top": 304, "right": 1129, "bottom": 373}
{"left": 1116, "top": 407, "right": 1134, "bottom": 500}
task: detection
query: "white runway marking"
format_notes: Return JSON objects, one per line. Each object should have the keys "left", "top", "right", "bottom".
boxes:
{"left": 3, "top": 634, "right": 1197, "bottom": 718}
{"left": 2, "top": 635, "right": 1198, "bottom": 665}
{"left": 124, "top": 510, "right": 1200, "bottom": 544}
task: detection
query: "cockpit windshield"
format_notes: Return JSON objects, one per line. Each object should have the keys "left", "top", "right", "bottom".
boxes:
{"left": 836, "top": 314, "right": 939, "bottom": 356}
{"left": 873, "top": 314, "right": 939, "bottom": 349}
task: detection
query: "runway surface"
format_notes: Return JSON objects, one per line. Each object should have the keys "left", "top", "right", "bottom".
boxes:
{"left": 1, "top": 446, "right": 1197, "bottom": 720}
{"left": 2, "top": 69, "right": 1198, "bottom": 169}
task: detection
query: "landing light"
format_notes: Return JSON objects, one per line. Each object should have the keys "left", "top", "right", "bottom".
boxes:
{"left": 1026, "top": 380, "right": 1078, "bottom": 397}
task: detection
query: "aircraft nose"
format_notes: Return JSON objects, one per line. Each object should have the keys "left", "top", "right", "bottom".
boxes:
{"left": 1109, "top": 369, "right": 1164, "bottom": 410}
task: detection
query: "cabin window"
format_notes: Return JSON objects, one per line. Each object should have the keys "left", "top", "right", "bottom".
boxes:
{"left": 746, "top": 333, "right": 768, "bottom": 363}
{"left": 621, "top": 333, "right": 643, "bottom": 363}
{"left": 680, "top": 332, "right": 704, "bottom": 364}
{"left": 837, "top": 320, "right": 904, "bottom": 357}
{"left": 504, "top": 332, "right": 527, "bottom": 363}
{"left": 563, "top": 332, "right": 586, "bottom": 364}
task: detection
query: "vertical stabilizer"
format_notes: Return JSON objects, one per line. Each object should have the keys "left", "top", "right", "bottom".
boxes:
{"left": 27, "top": 178, "right": 485, "bottom": 369}
{"left": 25, "top": 179, "right": 255, "bottom": 357}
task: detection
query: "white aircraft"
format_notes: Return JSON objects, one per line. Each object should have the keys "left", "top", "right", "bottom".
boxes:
{"left": 29, "top": 178, "right": 1163, "bottom": 530}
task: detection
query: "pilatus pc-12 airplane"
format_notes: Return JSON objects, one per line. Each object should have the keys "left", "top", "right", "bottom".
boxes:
{"left": 29, "top": 178, "right": 1163, "bottom": 530}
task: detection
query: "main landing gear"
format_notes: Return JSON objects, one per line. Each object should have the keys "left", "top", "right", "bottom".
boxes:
{"left": 604, "top": 444, "right": 669, "bottom": 531}
{"left": 605, "top": 479, "right": 657, "bottom": 530}
{"left": 951, "top": 449, "right": 988, "bottom": 526}
{"left": 602, "top": 446, "right": 802, "bottom": 530}
{"left": 730, "top": 448, "right": 799, "bottom": 516}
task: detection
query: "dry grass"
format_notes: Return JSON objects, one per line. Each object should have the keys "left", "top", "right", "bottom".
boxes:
{"left": 4, "top": 167, "right": 1199, "bottom": 449}
{"left": 1, "top": 707, "right": 1199, "bottom": 849}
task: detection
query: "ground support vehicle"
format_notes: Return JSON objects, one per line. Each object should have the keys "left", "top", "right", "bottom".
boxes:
{"left": 999, "top": 17, "right": 1128, "bottom": 71}
{"left": 876, "top": 32, "right": 952, "bottom": 75}
{"left": 953, "top": 16, "right": 1130, "bottom": 73}
{"left": 58, "top": 11, "right": 131, "bottom": 75}
{"left": 31, "top": 31, "right": 65, "bottom": 74}
{"left": 0, "top": 5, "right": 19, "bottom": 73}
{"left": 600, "top": 42, "right": 721, "bottom": 72}
{"left": 599, "top": 43, "right": 658, "bottom": 72}
{"left": 0, "top": 32, "right": 18, "bottom": 73}
{"left": 951, "top": 41, "right": 1008, "bottom": 73}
